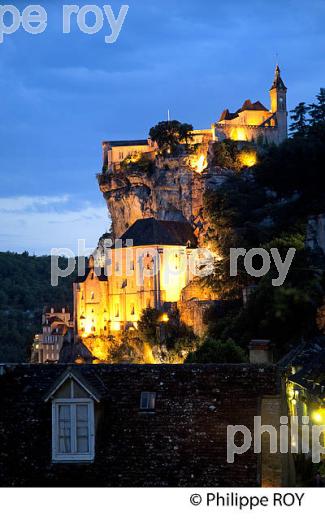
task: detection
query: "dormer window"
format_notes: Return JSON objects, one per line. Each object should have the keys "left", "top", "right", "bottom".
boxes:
{"left": 45, "top": 372, "right": 100, "bottom": 463}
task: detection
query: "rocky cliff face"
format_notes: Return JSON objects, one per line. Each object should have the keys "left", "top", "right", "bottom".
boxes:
{"left": 97, "top": 153, "right": 230, "bottom": 243}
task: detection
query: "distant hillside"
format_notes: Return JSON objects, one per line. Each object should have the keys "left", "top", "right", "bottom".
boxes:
{"left": 0, "top": 252, "right": 76, "bottom": 362}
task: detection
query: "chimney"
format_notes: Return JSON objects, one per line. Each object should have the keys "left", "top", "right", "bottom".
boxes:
{"left": 248, "top": 339, "right": 273, "bottom": 364}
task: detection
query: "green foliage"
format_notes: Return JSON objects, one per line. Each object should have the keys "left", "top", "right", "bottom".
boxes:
{"left": 209, "top": 140, "right": 243, "bottom": 170}
{"left": 149, "top": 120, "right": 193, "bottom": 155}
{"left": 203, "top": 91, "right": 325, "bottom": 358}
{"left": 289, "top": 102, "right": 310, "bottom": 137}
{"left": 186, "top": 338, "right": 247, "bottom": 363}
{"left": 289, "top": 89, "right": 325, "bottom": 137}
{"left": 309, "top": 88, "right": 325, "bottom": 125}
{"left": 254, "top": 122, "right": 325, "bottom": 213}
{"left": 137, "top": 307, "right": 196, "bottom": 351}
{"left": 208, "top": 252, "right": 324, "bottom": 357}
{"left": 0, "top": 252, "right": 76, "bottom": 362}
{"left": 120, "top": 152, "right": 154, "bottom": 175}
{"left": 137, "top": 308, "right": 161, "bottom": 344}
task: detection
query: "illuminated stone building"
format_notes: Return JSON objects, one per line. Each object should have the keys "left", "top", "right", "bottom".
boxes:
{"left": 214, "top": 65, "right": 287, "bottom": 145}
{"left": 102, "top": 66, "right": 287, "bottom": 174}
{"left": 31, "top": 307, "right": 74, "bottom": 363}
{"left": 102, "top": 139, "right": 157, "bottom": 172}
{"left": 75, "top": 66, "right": 288, "bottom": 343}
{"left": 74, "top": 218, "right": 199, "bottom": 337}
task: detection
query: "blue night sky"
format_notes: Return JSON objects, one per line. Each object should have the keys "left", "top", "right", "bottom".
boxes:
{"left": 0, "top": 0, "right": 324, "bottom": 255}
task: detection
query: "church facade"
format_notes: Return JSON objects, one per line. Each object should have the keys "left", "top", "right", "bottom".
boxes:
{"left": 74, "top": 218, "right": 201, "bottom": 338}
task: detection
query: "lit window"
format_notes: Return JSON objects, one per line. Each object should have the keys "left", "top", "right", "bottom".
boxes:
{"left": 52, "top": 400, "right": 95, "bottom": 462}
{"left": 140, "top": 391, "right": 156, "bottom": 410}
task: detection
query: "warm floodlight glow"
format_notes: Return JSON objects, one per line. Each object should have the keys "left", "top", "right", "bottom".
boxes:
{"left": 196, "top": 154, "right": 207, "bottom": 173}
{"left": 82, "top": 319, "right": 92, "bottom": 336}
{"left": 231, "top": 128, "right": 247, "bottom": 141}
{"left": 161, "top": 313, "right": 169, "bottom": 323}
{"left": 111, "top": 322, "right": 121, "bottom": 332}
{"left": 311, "top": 409, "right": 325, "bottom": 424}
{"left": 239, "top": 150, "right": 257, "bottom": 167}
{"left": 190, "top": 154, "right": 207, "bottom": 173}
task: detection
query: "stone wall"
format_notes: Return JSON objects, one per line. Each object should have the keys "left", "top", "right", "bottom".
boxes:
{"left": 0, "top": 363, "right": 290, "bottom": 487}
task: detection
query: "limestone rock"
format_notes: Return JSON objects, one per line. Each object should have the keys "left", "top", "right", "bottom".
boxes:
{"left": 98, "top": 155, "right": 230, "bottom": 242}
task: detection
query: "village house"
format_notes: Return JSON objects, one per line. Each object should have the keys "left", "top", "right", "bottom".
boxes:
{"left": 31, "top": 307, "right": 74, "bottom": 364}
{"left": 0, "top": 349, "right": 295, "bottom": 487}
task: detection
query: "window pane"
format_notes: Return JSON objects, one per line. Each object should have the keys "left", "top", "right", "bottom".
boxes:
{"left": 149, "top": 393, "right": 156, "bottom": 409}
{"left": 58, "top": 405, "right": 71, "bottom": 453}
{"left": 76, "top": 404, "right": 89, "bottom": 453}
{"left": 140, "top": 392, "right": 156, "bottom": 410}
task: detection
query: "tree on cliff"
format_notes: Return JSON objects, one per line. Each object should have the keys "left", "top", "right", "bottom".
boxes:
{"left": 186, "top": 338, "right": 247, "bottom": 363}
{"left": 309, "top": 88, "right": 325, "bottom": 125}
{"left": 289, "top": 102, "right": 309, "bottom": 137}
{"left": 0, "top": 252, "right": 76, "bottom": 362}
{"left": 149, "top": 120, "right": 193, "bottom": 155}
{"left": 202, "top": 96, "right": 325, "bottom": 358}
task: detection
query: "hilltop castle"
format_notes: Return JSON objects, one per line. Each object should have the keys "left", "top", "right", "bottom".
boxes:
{"left": 102, "top": 65, "right": 287, "bottom": 172}
{"left": 214, "top": 65, "right": 287, "bottom": 144}
{"left": 74, "top": 67, "right": 288, "bottom": 345}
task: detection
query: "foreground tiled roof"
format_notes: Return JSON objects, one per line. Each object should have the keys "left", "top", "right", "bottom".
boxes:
{"left": 0, "top": 363, "right": 280, "bottom": 403}
{"left": 118, "top": 218, "right": 198, "bottom": 247}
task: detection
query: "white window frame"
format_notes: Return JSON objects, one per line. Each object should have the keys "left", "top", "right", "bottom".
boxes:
{"left": 52, "top": 398, "right": 95, "bottom": 463}
{"left": 140, "top": 391, "right": 156, "bottom": 410}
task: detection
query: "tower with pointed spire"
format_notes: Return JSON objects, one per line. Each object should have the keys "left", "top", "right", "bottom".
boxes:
{"left": 269, "top": 64, "right": 288, "bottom": 141}
{"left": 214, "top": 65, "right": 288, "bottom": 145}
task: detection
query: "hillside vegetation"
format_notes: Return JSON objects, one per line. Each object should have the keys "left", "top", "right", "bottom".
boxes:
{"left": 0, "top": 252, "right": 76, "bottom": 362}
